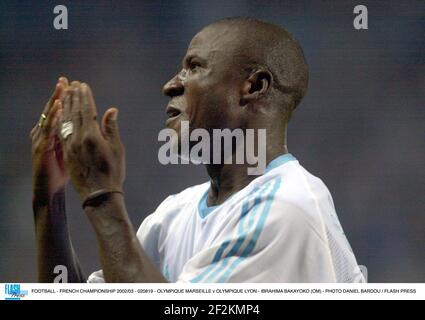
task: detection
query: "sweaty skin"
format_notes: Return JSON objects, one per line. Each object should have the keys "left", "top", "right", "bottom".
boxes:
{"left": 31, "top": 18, "right": 308, "bottom": 282}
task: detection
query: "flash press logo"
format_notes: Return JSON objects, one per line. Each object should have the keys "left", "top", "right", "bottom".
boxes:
{"left": 4, "top": 284, "right": 28, "bottom": 300}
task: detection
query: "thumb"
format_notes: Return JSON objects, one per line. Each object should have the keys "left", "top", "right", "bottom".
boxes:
{"left": 101, "top": 107, "right": 120, "bottom": 142}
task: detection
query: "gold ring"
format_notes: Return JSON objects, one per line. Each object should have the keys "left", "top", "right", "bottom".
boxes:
{"left": 38, "top": 113, "right": 47, "bottom": 127}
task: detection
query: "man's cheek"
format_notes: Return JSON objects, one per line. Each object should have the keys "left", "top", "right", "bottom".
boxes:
{"left": 185, "top": 87, "right": 204, "bottom": 127}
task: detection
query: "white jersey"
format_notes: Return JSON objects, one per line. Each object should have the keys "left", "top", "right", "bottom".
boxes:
{"left": 88, "top": 153, "right": 365, "bottom": 283}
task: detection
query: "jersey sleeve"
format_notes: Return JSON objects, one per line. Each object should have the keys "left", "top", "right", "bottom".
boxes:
{"left": 176, "top": 186, "right": 339, "bottom": 283}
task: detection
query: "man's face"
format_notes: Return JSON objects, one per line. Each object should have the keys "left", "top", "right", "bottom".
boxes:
{"left": 162, "top": 25, "right": 247, "bottom": 137}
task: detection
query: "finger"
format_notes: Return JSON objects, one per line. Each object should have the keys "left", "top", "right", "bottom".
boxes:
{"left": 42, "top": 82, "right": 64, "bottom": 116}
{"left": 63, "top": 88, "right": 72, "bottom": 117}
{"left": 47, "top": 103, "right": 61, "bottom": 139}
{"left": 57, "top": 107, "right": 64, "bottom": 132}
{"left": 70, "top": 85, "right": 82, "bottom": 133}
{"left": 101, "top": 107, "right": 121, "bottom": 143}
{"left": 60, "top": 88, "right": 75, "bottom": 147}
{"left": 56, "top": 108, "right": 68, "bottom": 154}
{"left": 59, "top": 76, "right": 69, "bottom": 87}
{"left": 42, "top": 99, "right": 61, "bottom": 137}
{"left": 29, "top": 125, "right": 38, "bottom": 140}
{"left": 80, "top": 83, "right": 98, "bottom": 127}
{"left": 58, "top": 76, "right": 69, "bottom": 99}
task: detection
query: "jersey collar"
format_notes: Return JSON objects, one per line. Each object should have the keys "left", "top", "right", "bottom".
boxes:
{"left": 198, "top": 153, "right": 296, "bottom": 219}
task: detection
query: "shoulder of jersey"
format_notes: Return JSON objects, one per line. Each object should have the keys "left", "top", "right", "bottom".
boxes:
{"left": 156, "top": 182, "right": 210, "bottom": 211}
{"left": 269, "top": 161, "right": 334, "bottom": 233}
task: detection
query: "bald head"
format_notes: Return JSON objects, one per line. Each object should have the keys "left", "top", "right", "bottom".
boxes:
{"left": 200, "top": 17, "right": 309, "bottom": 112}
{"left": 163, "top": 17, "right": 309, "bottom": 142}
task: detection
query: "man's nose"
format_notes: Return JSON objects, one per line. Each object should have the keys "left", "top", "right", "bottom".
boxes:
{"left": 162, "top": 74, "right": 184, "bottom": 98}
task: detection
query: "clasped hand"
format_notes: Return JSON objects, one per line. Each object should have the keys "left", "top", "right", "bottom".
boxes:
{"left": 59, "top": 81, "right": 126, "bottom": 201}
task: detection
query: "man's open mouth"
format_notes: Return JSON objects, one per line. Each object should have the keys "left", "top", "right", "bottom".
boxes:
{"left": 166, "top": 105, "right": 182, "bottom": 119}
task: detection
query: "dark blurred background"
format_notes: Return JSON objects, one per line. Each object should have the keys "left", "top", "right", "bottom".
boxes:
{"left": 0, "top": 0, "right": 424, "bottom": 282}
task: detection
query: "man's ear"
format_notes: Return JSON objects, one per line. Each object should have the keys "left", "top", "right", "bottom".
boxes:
{"left": 240, "top": 69, "right": 273, "bottom": 105}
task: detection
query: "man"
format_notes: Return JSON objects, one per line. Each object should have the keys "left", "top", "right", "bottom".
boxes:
{"left": 30, "top": 17, "right": 364, "bottom": 283}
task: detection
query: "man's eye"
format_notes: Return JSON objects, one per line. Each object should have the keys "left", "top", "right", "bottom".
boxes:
{"left": 189, "top": 61, "right": 201, "bottom": 70}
